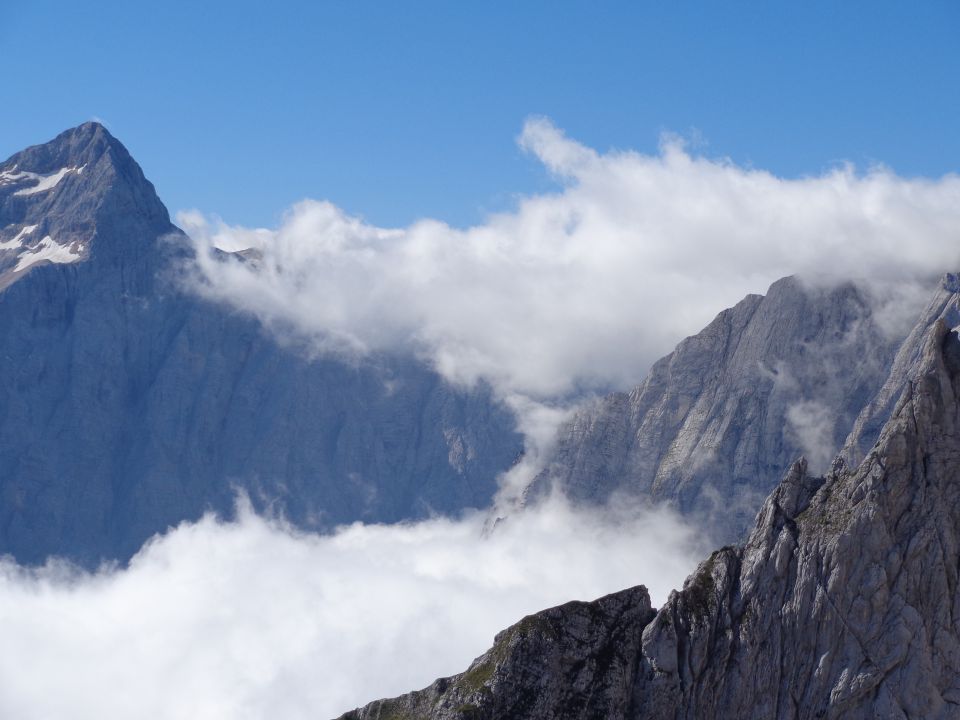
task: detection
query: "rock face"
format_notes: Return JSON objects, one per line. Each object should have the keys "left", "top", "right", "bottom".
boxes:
{"left": 339, "top": 586, "right": 656, "bottom": 720}
{"left": 530, "top": 275, "right": 913, "bottom": 544}
{"left": 0, "top": 124, "right": 523, "bottom": 566}
{"left": 338, "top": 318, "right": 960, "bottom": 719}
{"left": 843, "top": 272, "right": 960, "bottom": 465}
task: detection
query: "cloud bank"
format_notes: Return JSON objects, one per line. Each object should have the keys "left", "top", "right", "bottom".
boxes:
{"left": 181, "top": 118, "right": 960, "bottom": 400}
{"left": 0, "top": 496, "right": 703, "bottom": 720}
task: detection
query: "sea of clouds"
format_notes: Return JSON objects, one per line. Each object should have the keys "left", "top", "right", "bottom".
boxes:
{"left": 0, "top": 495, "right": 703, "bottom": 719}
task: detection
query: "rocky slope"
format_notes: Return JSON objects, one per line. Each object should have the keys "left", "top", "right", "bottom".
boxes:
{"left": 528, "top": 274, "right": 933, "bottom": 544}
{"left": 0, "top": 124, "right": 523, "bottom": 566}
{"left": 339, "top": 315, "right": 960, "bottom": 719}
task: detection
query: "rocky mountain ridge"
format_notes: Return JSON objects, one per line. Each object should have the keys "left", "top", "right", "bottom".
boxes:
{"left": 339, "top": 312, "right": 960, "bottom": 719}
{"left": 528, "top": 274, "right": 943, "bottom": 545}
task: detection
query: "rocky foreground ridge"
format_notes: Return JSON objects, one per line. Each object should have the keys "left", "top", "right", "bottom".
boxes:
{"left": 339, "top": 317, "right": 960, "bottom": 718}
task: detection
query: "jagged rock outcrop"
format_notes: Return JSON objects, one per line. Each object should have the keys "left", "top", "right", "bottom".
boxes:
{"left": 339, "top": 587, "right": 656, "bottom": 720}
{"left": 0, "top": 124, "right": 523, "bottom": 566}
{"left": 530, "top": 275, "right": 916, "bottom": 544}
{"left": 339, "top": 319, "right": 960, "bottom": 719}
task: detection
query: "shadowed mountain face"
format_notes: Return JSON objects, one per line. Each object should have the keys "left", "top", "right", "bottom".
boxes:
{"left": 528, "top": 274, "right": 947, "bottom": 545}
{"left": 0, "top": 124, "right": 524, "bottom": 566}
{"left": 339, "top": 320, "right": 960, "bottom": 720}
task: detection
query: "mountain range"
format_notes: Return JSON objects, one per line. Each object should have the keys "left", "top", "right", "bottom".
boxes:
{"left": 3, "top": 125, "right": 959, "bottom": 717}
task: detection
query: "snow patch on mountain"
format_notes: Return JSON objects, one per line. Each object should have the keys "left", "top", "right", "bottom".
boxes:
{"left": 0, "top": 225, "right": 38, "bottom": 251}
{"left": 13, "top": 236, "right": 83, "bottom": 271}
{"left": 0, "top": 165, "right": 85, "bottom": 196}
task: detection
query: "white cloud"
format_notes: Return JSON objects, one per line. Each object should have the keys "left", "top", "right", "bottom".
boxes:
{"left": 785, "top": 399, "right": 836, "bottom": 474}
{"left": 180, "top": 117, "right": 960, "bottom": 401}
{"left": 0, "top": 496, "right": 703, "bottom": 720}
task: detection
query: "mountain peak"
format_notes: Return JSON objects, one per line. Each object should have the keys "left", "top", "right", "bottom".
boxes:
{"left": 2, "top": 121, "right": 126, "bottom": 177}
{"left": 0, "top": 123, "right": 173, "bottom": 289}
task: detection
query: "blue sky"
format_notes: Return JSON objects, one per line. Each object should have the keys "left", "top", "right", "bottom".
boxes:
{"left": 2, "top": 1, "right": 958, "bottom": 228}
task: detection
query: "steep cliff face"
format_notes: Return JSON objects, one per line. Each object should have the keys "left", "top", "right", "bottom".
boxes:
{"left": 530, "top": 275, "right": 911, "bottom": 544}
{"left": 843, "top": 272, "right": 960, "bottom": 464}
{"left": 340, "top": 319, "right": 960, "bottom": 719}
{"left": 0, "top": 124, "right": 523, "bottom": 566}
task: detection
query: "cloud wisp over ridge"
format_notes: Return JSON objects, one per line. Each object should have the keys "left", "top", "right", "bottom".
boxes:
{"left": 0, "top": 496, "right": 703, "bottom": 720}
{"left": 181, "top": 117, "right": 960, "bottom": 402}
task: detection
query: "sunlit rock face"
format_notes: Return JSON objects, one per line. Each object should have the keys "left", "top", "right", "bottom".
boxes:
{"left": 529, "top": 272, "right": 949, "bottom": 545}
{"left": 0, "top": 124, "right": 523, "bottom": 567}
{"left": 341, "top": 320, "right": 960, "bottom": 720}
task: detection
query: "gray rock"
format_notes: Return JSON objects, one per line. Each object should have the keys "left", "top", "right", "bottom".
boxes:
{"left": 337, "top": 314, "right": 960, "bottom": 720}
{"left": 842, "top": 271, "right": 960, "bottom": 465}
{"left": 336, "top": 586, "right": 655, "bottom": 720}
{"left": 0, "top": 124, "right": 524, "bottom": 566}
{"left": 531, "top": 275, "right": 912, "bottom": 544}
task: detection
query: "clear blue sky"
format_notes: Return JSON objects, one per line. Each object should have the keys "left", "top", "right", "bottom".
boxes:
{"left": 2, "top": 1, "right": 958, "bottom": 228}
